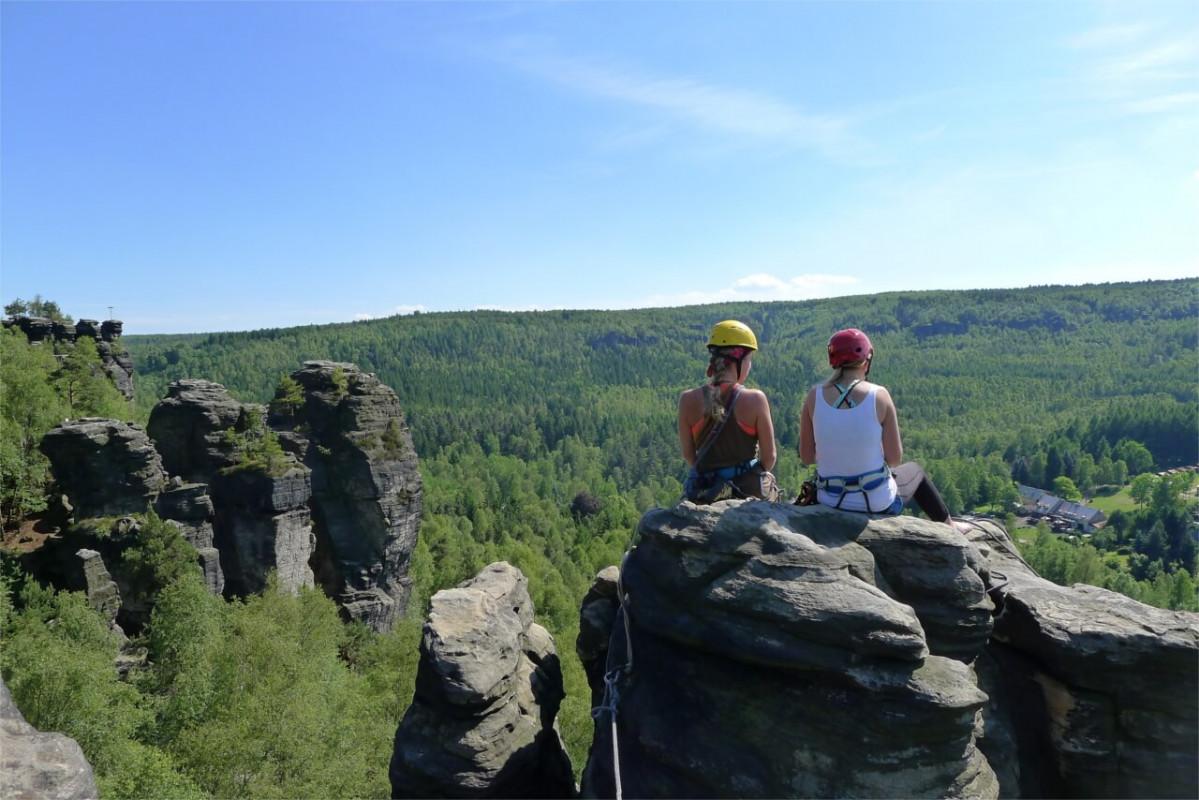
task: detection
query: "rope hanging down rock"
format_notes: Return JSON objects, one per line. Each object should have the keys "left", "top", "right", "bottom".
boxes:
{"left": 591, "top": 552, "right": 636, "bottom": 800}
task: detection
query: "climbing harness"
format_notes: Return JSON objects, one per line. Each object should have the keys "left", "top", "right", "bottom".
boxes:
{"left": 592, "top": 551, "right": 636, "bottom": 800}
{"left": 816, "top": 465, "right": 892, "bottom": 512}
{"left": 831, "top": 379, "right": 862, "bottom": 408}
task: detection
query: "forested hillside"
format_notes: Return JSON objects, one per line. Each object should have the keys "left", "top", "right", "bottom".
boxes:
{"left": 130, "top": 280, "right": 1197, "bottom": 493}
{"left": 2, "top": 280, "right": 1196, "bottom": 798}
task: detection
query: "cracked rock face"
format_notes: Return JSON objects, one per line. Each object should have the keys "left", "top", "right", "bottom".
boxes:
{"left": 964, "top": 519, "right": 1199, "bottom": 799}
{"left": 273, "top": 361, "right": 423, "bottom": 631}
{"left": 210, "top": 466, "right": 315, "bottom": 596}
{"left": 147, "top": 380, "right": 246, "bottom": 482}
{"left": 390, "top": 562, "right": 574, "bottom": 799}
{"left": 0, "top": 676, "right": 98, "bottom": 800}
{"left": 39, "top": 419, "right": 166, "bottom": 518}
{"left": 581, "top": 501, "right": 997, "bottom": 800}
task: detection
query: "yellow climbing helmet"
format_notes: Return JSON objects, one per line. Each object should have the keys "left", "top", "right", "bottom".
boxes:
{"left": 707, "top": 319, "right": 758, "bottom": 351}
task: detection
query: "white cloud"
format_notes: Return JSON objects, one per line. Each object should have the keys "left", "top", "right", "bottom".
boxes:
{"left": 393, "top": 304, "right": 427, "bottom": 315}
{"left": 633, "top": 272, "right": 865, "bottom": 308}
{"left": 353, "top": 312, "right": 375, "bottom": 321}
{"left": 1065, "top": 23, "right": 1152, "bottom": 50}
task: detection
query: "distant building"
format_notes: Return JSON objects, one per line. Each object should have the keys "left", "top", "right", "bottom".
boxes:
{"left": 1017, "top": 484, "right": 1107, "bottom": 532}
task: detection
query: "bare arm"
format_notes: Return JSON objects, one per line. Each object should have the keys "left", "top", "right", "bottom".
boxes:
{"left": 799, "top": 388, "right": 817, "bottom": 465}
{"left": 750, "top": 390, "right": 777, "bottom": 471}
{"left": 678, "top": 390, "right": 700, "bottom": 466}
{"left": 876, "top": 387, "right": 903, "bottom": 467}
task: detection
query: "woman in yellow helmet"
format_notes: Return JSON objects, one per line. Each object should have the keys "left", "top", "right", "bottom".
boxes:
{"left": 678, "top": 320, "right": 780, "bottom": 503}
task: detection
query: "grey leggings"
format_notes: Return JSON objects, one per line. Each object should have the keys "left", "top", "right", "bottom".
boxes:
{"left": 892, "top": 462, "right": 951, "bottom": 522}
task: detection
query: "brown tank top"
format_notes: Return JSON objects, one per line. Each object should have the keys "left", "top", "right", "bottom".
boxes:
{"left": 694, "top": 392, "right": 759, "bottom": 471}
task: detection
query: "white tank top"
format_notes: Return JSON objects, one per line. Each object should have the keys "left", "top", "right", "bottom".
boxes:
{"left": 812, "top": 382, "right": 898, "bottom": 513}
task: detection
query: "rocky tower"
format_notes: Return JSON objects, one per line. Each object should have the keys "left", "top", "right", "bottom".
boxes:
{"left": 270, "top": 361, "right": 423, "bottom": 632}
{"left": 147, "top": 382, "right": 316, "bottom": 597}
{"left": 39, "top": 419, "right": 167, "bottom": 518}
{"left": 389, "top": 562, "right": 575, "bottom": 798}
{"left": 2, "top": 315, "right": 134, "bottom": 401}
{"left": 144, "top": 365, "right": 422, "bottom": 629}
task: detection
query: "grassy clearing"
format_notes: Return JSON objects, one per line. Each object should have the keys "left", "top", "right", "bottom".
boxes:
{"left": 1087, "top": 487, "right": 1137, "bottom": 514}
{"left": 1011, "top": 526, "right": 1038, "bottom": 550}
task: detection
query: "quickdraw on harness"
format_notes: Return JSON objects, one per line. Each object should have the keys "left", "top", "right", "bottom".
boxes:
{"left": 592, "top": 550, "right": 636, "bottom": 800}
{"left": 816, "top": 464, "right": 892, "bottom": 512}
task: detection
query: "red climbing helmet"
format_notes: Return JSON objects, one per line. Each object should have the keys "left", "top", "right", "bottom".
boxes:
{"left": 827, "top": 328, "right": 873, "bottom": 367}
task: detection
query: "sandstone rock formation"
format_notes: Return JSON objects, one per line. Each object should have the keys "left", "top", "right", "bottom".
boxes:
{"left": 75, "top": 548, "right": 121, "bottom": 626}
{"left": 210, "top": 466, "right": 316, "bottom": 596}
{"left": 155, "top": 482, "right": 224, "bottom": 594}
{"left": 96, "top": 339, "right": 135, "bottom": 401}
{"left": 3, "top": 315, "right": 133, "bottom": 400}
{"left": 271, "top": 361, "right": 423, "bottom": 631}
{"left": 40, "top": 419, "right": 166, "bottom": 518}
{"left": 147, "top": 380, "right": 245, "bottom": 482}
{"left": 390, "top": 562, "right": 575, "bottom": 799}
{"left": 581, "top": 501, "right": 997, "bottom": 799}
{"left": 964, "top": 518, "right": 1199, "bottom": 799}
{"left": 0, "top": 676, "right": 98, "bottom": 800}
{"left": 576, "top": 565, "right": 621, "bottom": 708}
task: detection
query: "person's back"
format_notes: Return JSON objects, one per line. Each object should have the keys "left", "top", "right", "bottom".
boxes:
{"left": 801, "top": 327, "right": 961, "bottom": 527}
{"left": 810, "top": 379, "right": 898, "bottom": 513}
{"left": 678, "top": 320, "right": 779, "bottom": 503}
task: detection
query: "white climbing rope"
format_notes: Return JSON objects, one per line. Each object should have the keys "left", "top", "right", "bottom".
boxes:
{"left": 591, "top": 550, "right": 636, "bottom": 800}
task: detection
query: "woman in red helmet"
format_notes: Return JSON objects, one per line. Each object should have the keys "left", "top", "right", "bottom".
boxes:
{"left": 678, "top": 320, "right": 780, "bottom": 503}
{"left": 799, "top": 328, "right": 958, "bottom": 525}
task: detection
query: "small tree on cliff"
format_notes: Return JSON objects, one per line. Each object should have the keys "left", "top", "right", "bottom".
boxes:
{"left": 51, "top": 337, "right": 126, "bottom": 418}
{"left": 4, "top": 295, "right": 73, "bottom": 323}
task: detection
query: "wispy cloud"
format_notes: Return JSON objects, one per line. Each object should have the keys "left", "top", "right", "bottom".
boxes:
{"left": 1123, "top": 92, "right": 1199, "bottom": 115}
{"left": 1065, "top": 23, "right": 1152, "bottom": 50}
{"left": 1066, "top": 23, "right": 1199, "bottom": 117}
{"left": 1100, "top": 40, "right": 1199, "bottom": 83}
{"left": 498, "top": 47, "right": 859, "bottom": 159}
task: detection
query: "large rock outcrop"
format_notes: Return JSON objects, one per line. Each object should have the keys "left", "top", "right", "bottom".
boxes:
{"left": 3, "top": 315, "right": 133, "bottom": 400}
{"left": 147, "top": 380, "right": 245, "bottom": 482}
{"left": 271, "top": 361, "right": 423, "bottom": 631}
{"left": 39, "top": 419, "right": 166, "bottom": 518}
{"left": 389, "top": 562, "right": 574, "bottom": 798}
{"left": 155, "top": 482, "right": 224, "bottom": 594}
{"left": 0, "top": 676, "right": 98, "bottom": 800}
{"left": 964, "top": 519, "right": 1199, "bottom": 799}
{"left": 210, "top": 465, "right": 316, "bottom": 596}
{"left": 581, "top": 501, "right": 996, "bottom": 799}
{"left": 147, "top": 382, "right": 316, "bottom": 596}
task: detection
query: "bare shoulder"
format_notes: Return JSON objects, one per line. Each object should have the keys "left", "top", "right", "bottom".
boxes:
{"left": 872, "top": 384, "right": 896, "bottom": 411}
{"left": 678, "top": 386, "right": 704, "bottom": 411}
{"left": 739, "top": 387, "right": 771, "bottom": 408}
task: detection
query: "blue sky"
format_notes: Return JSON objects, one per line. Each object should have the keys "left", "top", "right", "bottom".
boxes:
{"left": 2, "top": 1, "right": 1196, "bottom": 334}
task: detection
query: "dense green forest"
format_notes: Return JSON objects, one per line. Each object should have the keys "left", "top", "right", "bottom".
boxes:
{"left": 2, "top": 280, "right": 1197, "bottom": 798}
